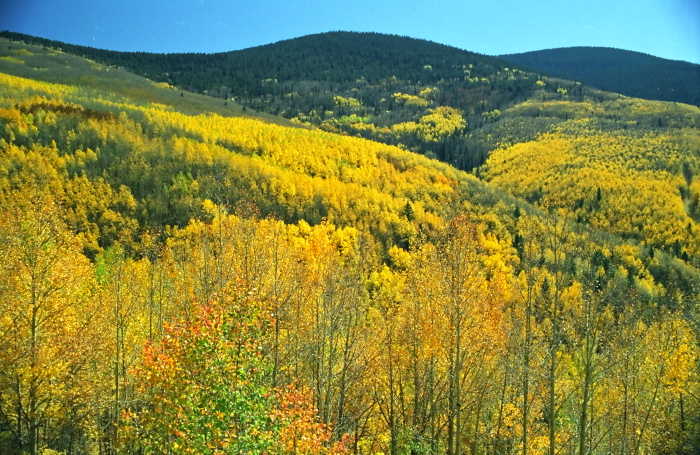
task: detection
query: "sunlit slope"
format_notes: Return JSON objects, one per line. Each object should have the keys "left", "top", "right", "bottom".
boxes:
{"left": 2, "top": 48, "right": 698, "bottom": 296}
{"left": 0, "top": 69, "right": 507, "bottom": 256}
{"left": 0, "top": 31, "right": 561, "bottom": 170}
{"left": 0, "top": 38, "right": 293, "bottom": 125}
{"left": 3, "top": 44, "right": 700, "bottom": 268}
{"left": 481, "top": 97, "right": 700, "bottom": 258}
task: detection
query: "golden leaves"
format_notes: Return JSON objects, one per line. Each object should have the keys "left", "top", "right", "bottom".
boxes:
{"left": 483, "top": 125, "right": 700, "bottom": 256}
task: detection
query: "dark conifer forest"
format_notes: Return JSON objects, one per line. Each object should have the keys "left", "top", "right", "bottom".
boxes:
{"left": 500, "top": 46, "right": 700, "bottom": 107}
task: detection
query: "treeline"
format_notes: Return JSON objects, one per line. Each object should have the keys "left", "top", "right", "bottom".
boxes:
{"left": 0, "top": 68, "right": 699, "bottom": 454}
{"left": 0, "top": 31, "right": 526, "bottom": 97}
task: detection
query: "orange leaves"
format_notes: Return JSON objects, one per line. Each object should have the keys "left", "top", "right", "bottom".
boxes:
{"left": 273, "top": 385, "right": 336, "bottom": 454}
{"left": 124, "top": 283, "right": 355, "bottom": 454}
{"left": 124, "top": 289, "right": 279, "bottom": 453}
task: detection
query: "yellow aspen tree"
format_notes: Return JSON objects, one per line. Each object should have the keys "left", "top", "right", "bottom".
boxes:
{"left": 509, "top": 214, "right": 549, "bottom": 455}
{"left": 96, "top": 245, "right": 153, "bottom": 450}
{"left": 0, "top": 190, "right": 107, "bottom": 455}
{"left": 412, "top": 215, "right": 506, "bottom": 454}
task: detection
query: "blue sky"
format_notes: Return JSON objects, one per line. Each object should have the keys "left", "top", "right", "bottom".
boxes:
{"left": 1, "top": 0, "right": 699, "bottom": 63}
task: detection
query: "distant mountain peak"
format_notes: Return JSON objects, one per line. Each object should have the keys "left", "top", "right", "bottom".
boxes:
{"left": 500, "top": 46, "right": 700, "bottom": 105}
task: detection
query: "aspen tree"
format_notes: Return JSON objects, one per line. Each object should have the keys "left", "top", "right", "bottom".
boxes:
{"left": 0, "top": 191, "right": 105, "bottom": 455}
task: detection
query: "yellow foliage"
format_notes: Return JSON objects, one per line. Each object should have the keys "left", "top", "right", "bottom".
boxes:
{"left": 0, "top": 53, "right": 698, "bottom": 453}
{"left": 483, "top": 124, "right": 700, "bottom": 255}
{"left": 0, "top": 55, "right": 24, "bottom": 64}
{"left": 391, "top": 106, "right": 465, "bottom": 142}
{"left": 333, "top": 95, "right": 362, "bottom": 107}
{"left": 392, "top": 92, "right": 429, "bottom": 107}
{"left": 387, "top": 245, "right": 412, "bottom": 269}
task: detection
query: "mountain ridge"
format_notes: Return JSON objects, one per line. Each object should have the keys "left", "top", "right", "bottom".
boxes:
{"left": 4, "top": 31, "right": 697, "bottom": 107}
{"left": 4, "top": 30, "right": 688, "bottom": 174}
{"left": 0, "top": 30, "right": 526, "bottom": 93}
{"left": 500, "top": 46, "right": 700, "bottom": 106}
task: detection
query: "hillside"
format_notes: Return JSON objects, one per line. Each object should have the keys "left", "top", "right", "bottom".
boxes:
{"left": 1, "top": 30, "right": 529, "bottom": 95}
{"left": 2, "top": 30, "right": 586, "bottom": 169}
{"left": 481, "top": 97, "right": 700, "bottom": 260}
{"left": 4, "top": 32, "right": 698, "bottom": 171}
{"left": 0, "top": 36, "right": 699, "bottom": 454}
{"left": 500, "top": 46, "right": 700, "bottom": 106}
{"left": 0, "top": 36, "right": 294, "bottom": 126}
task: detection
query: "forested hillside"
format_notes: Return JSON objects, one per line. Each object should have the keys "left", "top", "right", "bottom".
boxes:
{"left": 0, "top": 38, "right": 699, "bottom": 455}
{"left": 0, "top": 31, "right": 530, "bottom": 97}
{"left": 500, "top": 47, "right": 700, "bottom": 106}
{"left": 5, "top": 32, "right": 698, "bottom": 171}
{"left": 1, "top": 31, "right": 586, "bottom": 170}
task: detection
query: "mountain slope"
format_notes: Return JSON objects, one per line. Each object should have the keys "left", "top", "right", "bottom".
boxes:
{"left": 0, "top": 36, "right": 294, "bottom": 125}
{"left": 2, "top": 31, "right": 699, "bottom": 264}
{"left": 0, "top": 60, "right": 499, "bottom": 256}
{"left": 2, "top": 30, "right": 562, "bottom": 170}
{"left": 2, "top": 32, "right": 698, "bottom": 294}
{"left": 1, "top": 30, "right": 526, "bottom": 95}
{"left": 19, "top": 31, "right": 678, "bottom": 174}
{"left": 500, "top": 46, "right": 700, "bottom": 106}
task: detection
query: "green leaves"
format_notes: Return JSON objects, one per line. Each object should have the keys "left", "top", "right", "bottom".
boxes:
{"left": 123, "top": 285, "right": 277, "bottom": 453}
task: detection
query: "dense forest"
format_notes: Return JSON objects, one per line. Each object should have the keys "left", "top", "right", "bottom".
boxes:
{"left": 0, "top": 36, "right": 699, "bottom": 455}
{"left": 0, "top": 31, "right": 591, "bottom": 170}
{"left": 0, "top": 31, "right": 527, "bottom": 94}
{"left": 3, "top": 32, "right": 698, "bottom": 172}
{"left": 500, "top": 47, "right": 700, "bottom": 107}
